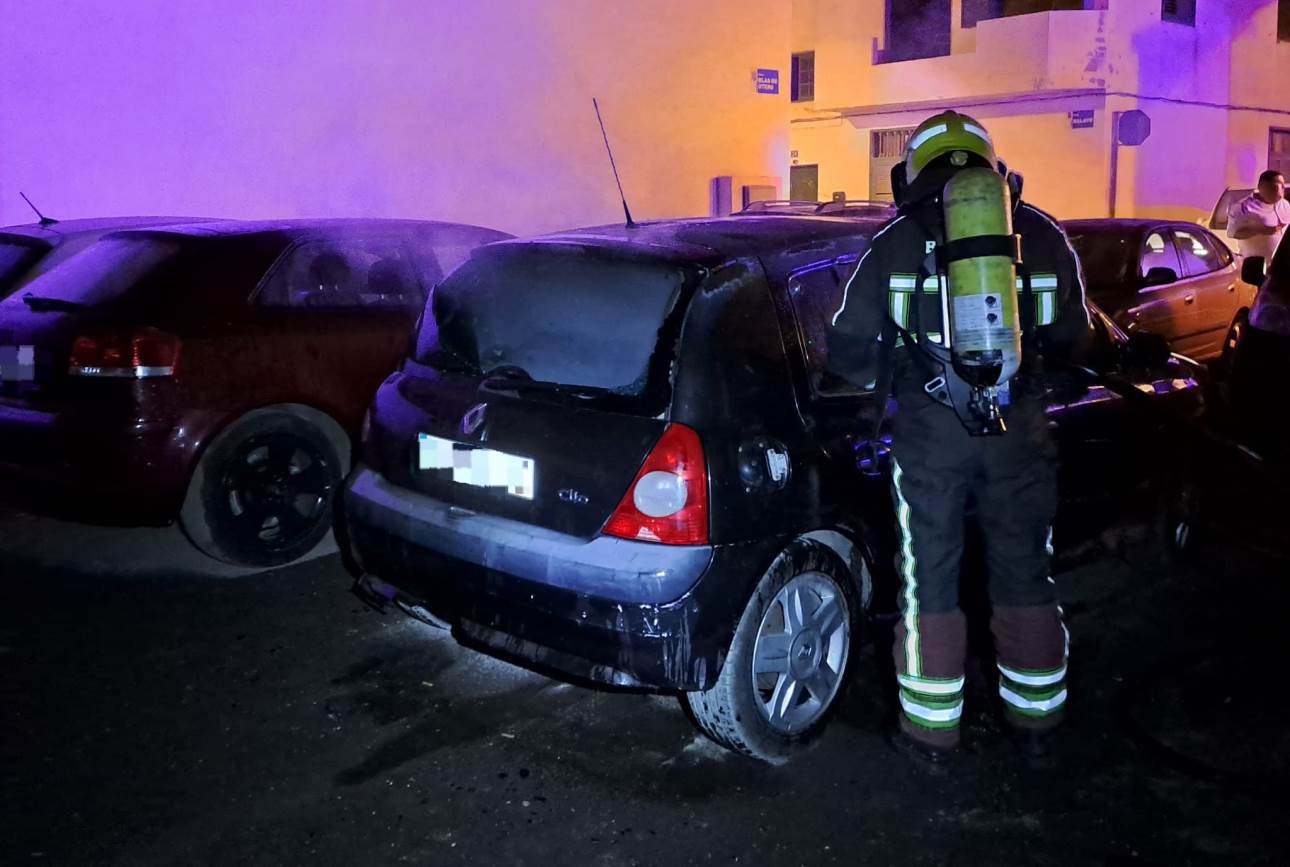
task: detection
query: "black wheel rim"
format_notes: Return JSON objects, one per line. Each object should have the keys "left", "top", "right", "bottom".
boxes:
{"left": 219, "top": 432, "right": 334, "bottom": 554}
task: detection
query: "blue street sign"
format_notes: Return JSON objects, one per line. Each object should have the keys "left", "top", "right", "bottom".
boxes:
{"left": 756, "top": 69, "right": 779, "bottom": 95}
{"left": 1070, "top": 109, "right": 1095, "bottom": 129}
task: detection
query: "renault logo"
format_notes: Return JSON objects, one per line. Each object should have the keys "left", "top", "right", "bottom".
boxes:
{"left": 461, "top": 403, "right": 487, "bottom": 437}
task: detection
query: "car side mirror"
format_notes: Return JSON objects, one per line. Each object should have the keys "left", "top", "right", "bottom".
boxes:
{"left": 1143, "top": 267, "right": 1179, "bottom": 287}
{"left": 1241, "top": 256, "right": 1266, "bottom": 286}
{"left": 1122, "top": 330, "right": 1171, "bottom": 370}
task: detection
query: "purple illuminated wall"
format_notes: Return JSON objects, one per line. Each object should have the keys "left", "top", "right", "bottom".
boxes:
{"left": 0, "top": 0, "right": 791, "bottom": 233}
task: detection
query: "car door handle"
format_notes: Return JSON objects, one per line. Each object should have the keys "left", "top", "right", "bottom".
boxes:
{"left": 1184, "top": 295, "right": 1195, "bottom": 304}
{"left": 1228, "top": 284, "right": 1236, "bottom": 292}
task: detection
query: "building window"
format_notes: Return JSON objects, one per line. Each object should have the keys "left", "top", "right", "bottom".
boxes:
{"left": 1161, "top": 0, "right": 1195, "bottom": 25}
{"left": 1280, "top": 0, "right": 1290, "bottom": 42}
{"left": 1269, "top": 129, "right": 1290, "bottom": 179}
{"left": 869, "top": 128, "right": 915, "bottom": 201}
{"left": 791, "top": 52, "right": 815, "bottom": 103}
{"left": 882, "top": 0, "right": 951, "bottom": 63}
{"left": 962, "top": 0, "right": 1085, "bottom": 28}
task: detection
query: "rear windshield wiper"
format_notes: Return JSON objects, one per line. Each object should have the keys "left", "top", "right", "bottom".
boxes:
{"left": 22, "top": 294, "right": 85, "bottom": 313}
{"left": 481, "top": 366, "right": 606, "bottom": 398}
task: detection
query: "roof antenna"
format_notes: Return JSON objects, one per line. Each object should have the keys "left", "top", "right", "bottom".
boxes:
{"left": 19, "top": 192, "right": 57, "bottom": 226}
{"left": 593, "top": 98, "right": 636, "bottom": 228}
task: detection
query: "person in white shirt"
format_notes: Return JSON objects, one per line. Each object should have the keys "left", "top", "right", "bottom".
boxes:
{"left": 1228, "top": 170, "right": 1290, "bottom": 260}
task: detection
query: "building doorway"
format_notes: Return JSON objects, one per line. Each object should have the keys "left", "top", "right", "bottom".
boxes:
{"left": 790, "top": 165, "right": 820, "bottom": 202}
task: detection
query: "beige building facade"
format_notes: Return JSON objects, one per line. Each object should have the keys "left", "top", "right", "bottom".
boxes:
{"left": 789, "top": 0, "right": 1290, "bottom": 222}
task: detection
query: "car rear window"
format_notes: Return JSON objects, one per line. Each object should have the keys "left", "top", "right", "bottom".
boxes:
{"left": 0, "top": 238, "right": 46, "bottom": 296}
{"left": 1068, "top": 232, "right": 1135, "bottom": 308}
{"left": 416, "top": 244, "right": 690, "bottom": 395}
{"left": 9, "top": 236, "right": 185, "bottom": 307}
{"left": 6, "top": 232, "right": 108, "bottom": 293}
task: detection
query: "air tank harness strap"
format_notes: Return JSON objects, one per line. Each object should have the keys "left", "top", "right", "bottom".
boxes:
{"left": 935, "top": 234, "right": 1021, "bottom": 268}
{"left": 1018, "top": 264, "right": 1036, "bottom": 340}
{"left": 935, "top": 232, "right": 1035, "bottom": 339}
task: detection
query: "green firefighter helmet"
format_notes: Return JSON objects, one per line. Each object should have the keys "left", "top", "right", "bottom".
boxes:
{"left": 903, "top": 110, "right": 998, "bottom": 184}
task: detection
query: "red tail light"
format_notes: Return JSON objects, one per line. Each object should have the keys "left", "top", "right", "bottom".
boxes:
{"left": 603, "top": 422, "right": 708, "bottom": 545}
{"left": 69, "top": 328, "right": 181, "bottom": 378}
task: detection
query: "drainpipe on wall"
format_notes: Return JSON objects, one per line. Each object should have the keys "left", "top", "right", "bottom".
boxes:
{"left": 1109, "top": 111, "right": 1121, "bottom": 218}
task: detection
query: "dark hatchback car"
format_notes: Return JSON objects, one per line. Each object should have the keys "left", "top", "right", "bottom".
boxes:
{"left": 1184, "top": 250, "right": 1290, "bottom": 556}
{"left": 0, "top": 216, "right": 219, "bottom": 298}
{"left": 0, "top": 218, "right": 510, "bottom": 566}
{"left": 1226, "top": 250, "right": 1290, "bottom": 443}
{"left": 1064, "top": 219, "right": 1248, "bottom": 362}
{"left": 341, "top": 216, "right": 1201, "bottom": 762}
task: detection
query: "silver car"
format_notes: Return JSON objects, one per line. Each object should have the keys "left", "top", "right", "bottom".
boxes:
{"left": 1064, "top": 219, "right": 1251, "bottom": 362}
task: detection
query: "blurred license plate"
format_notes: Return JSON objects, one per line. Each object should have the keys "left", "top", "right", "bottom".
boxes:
{"left": 417, "top": 433, "right": 534, "bottom": 500}
{"left": 0, "top": 345, "right": 36, "bottom": 382}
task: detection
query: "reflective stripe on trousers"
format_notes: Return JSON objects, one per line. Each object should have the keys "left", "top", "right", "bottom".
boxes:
{"left": 898, "top": 673, "right": 965, "bottom": 730}
{"left": 891, "top": 459, "right": 921, "bottom": 678}
{"left": 995, "top": 526, "right": 1069, "bottom": 720}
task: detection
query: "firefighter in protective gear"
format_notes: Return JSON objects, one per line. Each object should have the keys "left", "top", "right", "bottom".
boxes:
{"left": 827, "top": 111, "right": 1090, "bottom": 763}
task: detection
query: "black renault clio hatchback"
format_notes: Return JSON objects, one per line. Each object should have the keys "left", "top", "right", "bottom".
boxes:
{"left": 341, "top": 216, "right": 1201, "bottom": 763}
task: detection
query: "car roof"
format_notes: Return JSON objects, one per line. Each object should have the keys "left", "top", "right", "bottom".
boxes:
{"left": 502, "top": 215, "right": 885, "bottom": 267}
{"left": 117, "top": 218, "right": 514, "bottom": 243}
{"left": 0, "top": 216, "right": 222, "bottom": 243}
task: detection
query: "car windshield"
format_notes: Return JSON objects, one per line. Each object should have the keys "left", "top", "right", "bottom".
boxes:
{"left": 416, "top": 244, "right": 690, "bottom": 396}
{"left": 1211, "top": 188, "right": 1252, "bottom": 231}
{"left": 1068, "top": 232, "right": 1135, "bottom": 308}
{"left": 5, "top": 236, "right": 185, "bottom": 309}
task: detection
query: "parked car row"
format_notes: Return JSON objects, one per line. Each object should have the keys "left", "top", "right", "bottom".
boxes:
{"left": 0, "top": 204, "right": 1224, "bottom": 763}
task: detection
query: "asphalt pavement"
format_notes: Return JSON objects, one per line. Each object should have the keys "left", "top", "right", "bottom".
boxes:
{"left": 1, "top": 508, "right": 1283, "bottom": 866}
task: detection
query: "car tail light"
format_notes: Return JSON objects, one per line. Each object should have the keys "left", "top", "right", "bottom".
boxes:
{"left": 69, "top": 328, "right": 181, "bottom": 378}
{"left": 603, "top": 423, "right": 708, "bottom": 545}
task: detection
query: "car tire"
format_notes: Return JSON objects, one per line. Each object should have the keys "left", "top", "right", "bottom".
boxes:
{"left": 181, "top": 409, "right": 348, "bottom": 568}
{"left": 683, "top": 539, "right": 862, "bottom": 764}
{"left": 1162, "top": 470, "right": 1204, "bottom": 561}
{"left": 1135, "top": 464, "right": 1205, "bottom": 574}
